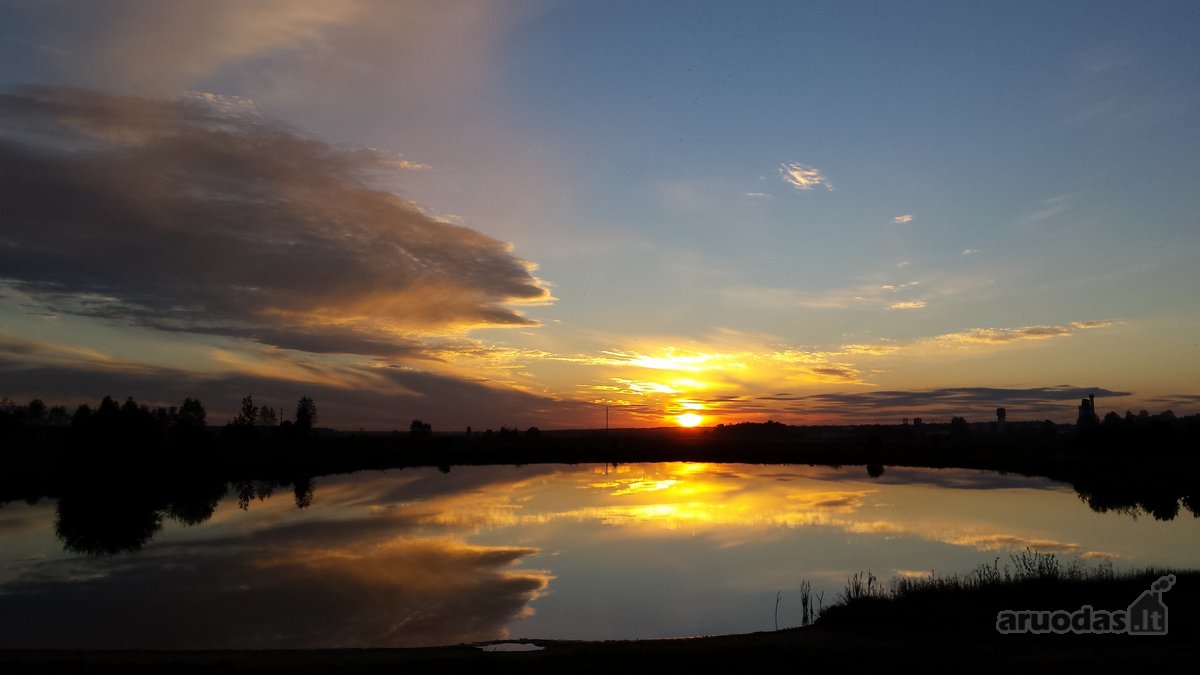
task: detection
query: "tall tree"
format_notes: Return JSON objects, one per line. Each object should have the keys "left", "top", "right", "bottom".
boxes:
{"left": 178, "top": 397, "right": 207, "bottom": 428}
{"left": 295, "top": 396, "right": 317, "bottom": 433}
{"left": 236, "top": 395, "right": 259, "bottom": 427}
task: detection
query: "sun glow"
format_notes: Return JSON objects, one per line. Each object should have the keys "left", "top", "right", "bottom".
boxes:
{"left": 675, "top": 413, "right": 703, "bottom": 427}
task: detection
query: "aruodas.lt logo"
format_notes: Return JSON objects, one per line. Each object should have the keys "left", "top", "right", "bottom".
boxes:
{"left": 996, "top": 574, "right": 1175, "bottom": 635}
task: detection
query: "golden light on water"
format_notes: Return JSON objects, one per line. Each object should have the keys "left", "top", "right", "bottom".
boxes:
{"left": 675, "top": 413, "right": 703, "bottom": 427}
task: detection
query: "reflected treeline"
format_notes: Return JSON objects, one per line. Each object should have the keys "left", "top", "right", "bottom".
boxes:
{"left": 1069, "top": 466, "right": 1200, "bottom": 522}
{"left": 1, "top": 393, "right": 329, "bottom": 552}
{"left": 53, "top": 474, "right": 317, "bottom": 556}
{"left": 5, "top": 393, "right": 1200, "bottom": 553}
{"left": 1069, "top": 412, "right": 1200, "bottom": 521}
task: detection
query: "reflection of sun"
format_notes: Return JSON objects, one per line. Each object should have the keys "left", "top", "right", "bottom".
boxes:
{"left": 676, "top": 413, "right": 703, "bottom": 427}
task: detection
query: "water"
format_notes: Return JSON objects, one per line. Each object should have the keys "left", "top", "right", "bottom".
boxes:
{"left": 1, "top": 462, "right": 1197, "bottom": 648}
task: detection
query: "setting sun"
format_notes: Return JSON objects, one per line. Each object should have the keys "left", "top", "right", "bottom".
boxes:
{"left": 676, "top": 413, "right": 703, "bottom": 428}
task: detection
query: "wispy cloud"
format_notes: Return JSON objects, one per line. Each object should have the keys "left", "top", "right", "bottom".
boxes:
{"left": 779, "top": 162, "right": 832, "bottom": 191}
{"left": 893, "top": 214, "right": 913, "bottom": 224}
{"left": 945, "top": 534, "right": 1082, "bottom": 554}
{"left": 1071, "top": 320, "right": 1116, "bottom": 329}
{"left": 840, "top": 343, "right": 901, "bottom": 356}
{"left": 888, "top": 301, "right": 927, "bottom": 310}
{"left": 1145, "top": 393, "right": 1200, "bottom": 412}
{"left": 762, "top": 385, "right": 1133, "bottom": 421}
{"left": 961, "top": 248, "right": 980, "bottom": 256}
{"left": 0, "top": 340, "right": 596, "bottom": 430}
{"left": 723, "top": 279, "right": 927, "bottom": 310}
{"left": 927, "top": 321, "right": 1114, "bottom": 347}
{"left": 1016, "top": 194, "right": 1073, "bottom": 227}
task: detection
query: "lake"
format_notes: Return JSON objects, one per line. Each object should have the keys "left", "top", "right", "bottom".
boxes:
{"left": 1, "top": 462, "right": 1197, "bottom": 648}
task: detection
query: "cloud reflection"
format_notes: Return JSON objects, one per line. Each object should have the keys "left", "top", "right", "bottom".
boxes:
{"left": 0, "top": 537, "right": 548, "bottom": 649}
{"left": 4, "top": 463, "right": 1186, "bottom": 648}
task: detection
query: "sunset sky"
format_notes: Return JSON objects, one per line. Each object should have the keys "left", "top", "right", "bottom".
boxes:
{"left": 1, "top": 1, "right": 1198, "bottom": 429}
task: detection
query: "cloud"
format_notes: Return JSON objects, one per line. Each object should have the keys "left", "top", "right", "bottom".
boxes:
{"left": 7, "top": 1, "right": 362, "bottom": 94}
{"left": 786, "top": 491, "right": 871, "bottom": 510}
{"left": 892, "top": 214, "right": 913, "bottom": 224}
{"left": 928, "top": 324, "right": 1090, "bottom": 346}
{"left": 839, "top": 344, "right": 901, "bottom": 356}
{"left": 762, "top": 385, "right": 1133, "bottom": 421}
{"left": 0, "top": 343, "right": 595, "bottom": 430}
{"left": 807, "top": 365, "right": 863, "bottom": 383}
{"left": 888, "top": 301, "right": 927, "bottom": 310}
{"left": 961, "top": 248, "right": 980, "bottom": 256}
{"left": 4, "top": 1, "right": 524, "bottom": 103}
{"left": 1144, "top": 393, "right": 1200, "bottom": 412}
{"left": 946, "top": 534, "right": 1080, "bottom": 554}
{"left": 0, "top": 537, "right": 549, "bottom": 649}
{"left": 0, "top": 87, "right": 551, "bottom": 356}
{"left": 779, "top": 162, "right": 832, "bottom": 191}
{"left": 1070, "top": 320, "right": 1116, "bottom": 330}
{"left": 724, "top": 279, "right": 927, "bottom": 310}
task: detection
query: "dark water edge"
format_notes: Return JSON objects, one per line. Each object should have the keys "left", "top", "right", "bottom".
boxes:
{"left": 4, "top": 421, "right": 1198, "bottom": 515}
{"left": 2, "top": 420, "right": 1198, "bottom": 557}
{"left": 4, "top": 567, "right": 1199, "bottom": 675}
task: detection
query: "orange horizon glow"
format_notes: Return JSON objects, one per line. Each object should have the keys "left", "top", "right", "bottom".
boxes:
{"left": 675, "top": 413, "right": 703, "bottom": 427}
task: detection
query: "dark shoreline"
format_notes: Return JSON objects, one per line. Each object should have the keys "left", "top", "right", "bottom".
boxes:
{"left": 5, "top": 421, "right": 1198, "bottom": 523}
{"left": 4, "top": 569, "right": 1198, "bottom": 673}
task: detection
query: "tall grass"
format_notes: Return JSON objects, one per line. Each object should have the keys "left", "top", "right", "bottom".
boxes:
{"left": 799, "top": 549, "right": 1132, "bottom": 625}
{"left": 798, "top": 580, "right": 825, "bottom": 627}
{"left": 841, "top": 570, "right": 885, "bottom": 603}
{"left": 889, "top": 549, "right": 1119, "bottom": 600}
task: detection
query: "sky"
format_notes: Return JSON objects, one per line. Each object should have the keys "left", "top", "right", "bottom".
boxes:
{"left": 1, "top": 0, "right": 1198, "bottom": 430}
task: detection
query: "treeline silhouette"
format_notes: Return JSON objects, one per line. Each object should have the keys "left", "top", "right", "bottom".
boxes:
{"left": 0, "top": 393, "right": 323, "bottom": 448}
{"left": 3, "top": 393, "right": 1199, "bottom": 556}
{"left": 1, "top": 393, "right": 326, "bottom": 555}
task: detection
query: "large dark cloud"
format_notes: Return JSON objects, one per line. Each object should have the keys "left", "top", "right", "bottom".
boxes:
{"left": 0, "top": 87, "right": 549, "bottom": 356}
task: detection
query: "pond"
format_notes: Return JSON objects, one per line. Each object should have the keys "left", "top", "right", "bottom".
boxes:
{"left": 1, "top": 462, "right": 1197, "bottom": 648}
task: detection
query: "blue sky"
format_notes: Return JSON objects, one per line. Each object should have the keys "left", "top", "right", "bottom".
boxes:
{"left": 1, "top": 1, "right": 1198, "bottom": 428}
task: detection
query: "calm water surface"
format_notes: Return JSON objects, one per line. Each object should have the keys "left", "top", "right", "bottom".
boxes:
{"left": 1, "top": 462, "right": 1197, "bottom": 648}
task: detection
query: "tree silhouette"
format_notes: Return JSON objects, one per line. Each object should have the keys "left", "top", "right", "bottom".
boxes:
{"left": 410, "top": 419, "right": 432, "bottom": 438}
{"left": 237, "top": 395, "right": 259, "bottom": 427}
{"left": 26, "top": 398, "right": 47, "bottom": 424}
{"left": 295, "top": 396, "right": 317, "bottom": 433}
{"left": 292, "top": 477, "right": 314, "bottom": 509}
{"left": 96, "top": 395, "right": 120, "bottom": 423}
{"left": 178, "top": 397, "right": 207, "bottom": 428}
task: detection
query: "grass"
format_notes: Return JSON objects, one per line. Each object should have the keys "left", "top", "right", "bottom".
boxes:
{"left": 811, "top": 549, "right": 1197, "bottom": 636}
{"left": 834, "top": 549, "right": 1116, "bottom": 606}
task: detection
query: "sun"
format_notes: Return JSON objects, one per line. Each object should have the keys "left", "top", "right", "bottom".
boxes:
{"left": 675, "top": 413, "right": 704, "bottom": 428}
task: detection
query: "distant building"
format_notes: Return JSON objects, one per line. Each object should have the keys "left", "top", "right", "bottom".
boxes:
{"left": 1077, "top": 394, "right": 1099, "bottom": 428}
{"left": 996, "top": 407, "right": 1006, "bottom": 433}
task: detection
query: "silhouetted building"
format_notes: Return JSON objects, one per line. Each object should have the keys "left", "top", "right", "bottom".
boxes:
{"left": 1077, "top": 394, "right": 1098, "bottom": 429}
{"left": 996, "top": 407, "right": 1006, "bottom": 433}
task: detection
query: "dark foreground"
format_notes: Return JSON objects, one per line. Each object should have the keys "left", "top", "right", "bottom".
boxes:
{"left": 4, "top": 625, "right": 1195, "bottom": 674}
{"left": 5, "top": 570, "right": 1197, "bottom": 674}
